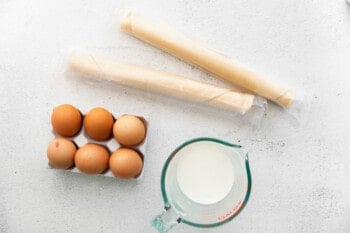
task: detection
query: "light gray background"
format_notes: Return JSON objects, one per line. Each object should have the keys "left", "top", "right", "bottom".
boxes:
{"left": 1, "top": 0, "right": 350, "bottom": 232}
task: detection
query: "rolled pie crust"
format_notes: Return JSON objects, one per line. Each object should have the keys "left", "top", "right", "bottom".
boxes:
{"left": 120, "top": 12, "right": 294, "bottom": 107}
{"left": 69, "top": 53, "right": 255, "bottom": 114}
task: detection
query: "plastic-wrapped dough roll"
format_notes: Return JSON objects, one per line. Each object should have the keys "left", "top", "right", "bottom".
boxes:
{"left": 69, "top": 53, "right": 255, "bottom": 114}
{"left": 120, "top": 12, "right": 294, "bottom": 107}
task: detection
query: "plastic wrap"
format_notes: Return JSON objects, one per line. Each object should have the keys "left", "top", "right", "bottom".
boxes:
{"left": 283, "top": 90, "right": 313, "bottom": 126}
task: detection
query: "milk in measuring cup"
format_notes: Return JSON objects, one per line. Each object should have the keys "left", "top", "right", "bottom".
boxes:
{"left": 176, "top": 141, "right": 235, "bottom": 205}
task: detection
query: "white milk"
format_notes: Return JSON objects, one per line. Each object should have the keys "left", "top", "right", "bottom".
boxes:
{"left": 176, "top": 141, "right": 234, "bottom": 205}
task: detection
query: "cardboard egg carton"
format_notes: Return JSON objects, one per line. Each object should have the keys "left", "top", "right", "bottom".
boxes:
{"left": 48, "top": 113, "right": 149, "bottom": 179}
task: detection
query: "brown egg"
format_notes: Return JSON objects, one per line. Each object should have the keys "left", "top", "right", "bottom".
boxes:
{"left": 113, "top": 115, "right": 146, "bottom": 146}
{"left": 51, "top": 104, "right": 82, "bottom": 137}
{"left": 109, "top": 148, "right": 143, "bottom": 179}
{"left": 84, "top": 107, "right": 114, "bottom": 141}
{"left": 75, "top": 144, "right": 109, "bottom": 174}
{"left": 47, "top": 138, "right": 77, "bottom": 169}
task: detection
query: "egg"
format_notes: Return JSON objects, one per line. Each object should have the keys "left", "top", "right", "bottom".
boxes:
{"left": 109, "top": 148, "right": 143, "bottom": 179}
{"left": 84, "top": 107, "right": 114, "bottom": 141}
{"left": 113, "top": 115, "right": 146, "bottom": 146}
{"left": 75, "top": 143, "right": 110, "bottom": 174}
{"left": 47, "top": 138, "right": 77, "bottom": 169}
{"left": 51, "top": 104, "right": 82, "bottom": 137}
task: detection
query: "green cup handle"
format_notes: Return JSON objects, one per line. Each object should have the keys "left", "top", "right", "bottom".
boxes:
{"left": 151, "top": 206, "right": 181, "bottom": 233}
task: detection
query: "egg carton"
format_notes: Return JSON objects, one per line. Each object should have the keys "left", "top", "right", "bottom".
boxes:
{"left": 48, "top": 114, "right": 149, "bottom": 179}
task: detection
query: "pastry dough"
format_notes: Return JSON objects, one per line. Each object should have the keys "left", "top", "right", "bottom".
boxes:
{"left": 120, "top": 12, "right": 294, "bottom": 107}
{"left": 69, "top": 53, "right": 255, "bottom": 114}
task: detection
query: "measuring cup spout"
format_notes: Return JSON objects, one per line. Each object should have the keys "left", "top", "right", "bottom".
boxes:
{"left": 237, "top": 148, "right": 249, "bottom": 161}
{"left": 222, "top": 142, "right": 248, "bottom": 161}
{"left": 151, "top": 206, "right": 181, "bottom": 233}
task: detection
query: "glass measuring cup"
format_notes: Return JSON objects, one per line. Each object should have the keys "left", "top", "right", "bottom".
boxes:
{"left": 151, "top": 138, "right": 252, "bottom": 232}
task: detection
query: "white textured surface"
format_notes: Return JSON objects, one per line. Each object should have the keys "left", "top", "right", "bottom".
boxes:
{"left": 1, "top": 0, "right": 350, "bottom": 233}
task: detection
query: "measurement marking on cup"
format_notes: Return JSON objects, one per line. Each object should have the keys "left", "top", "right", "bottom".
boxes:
{"left": 217, "top": 200, "right": 243, "bottom": 221}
